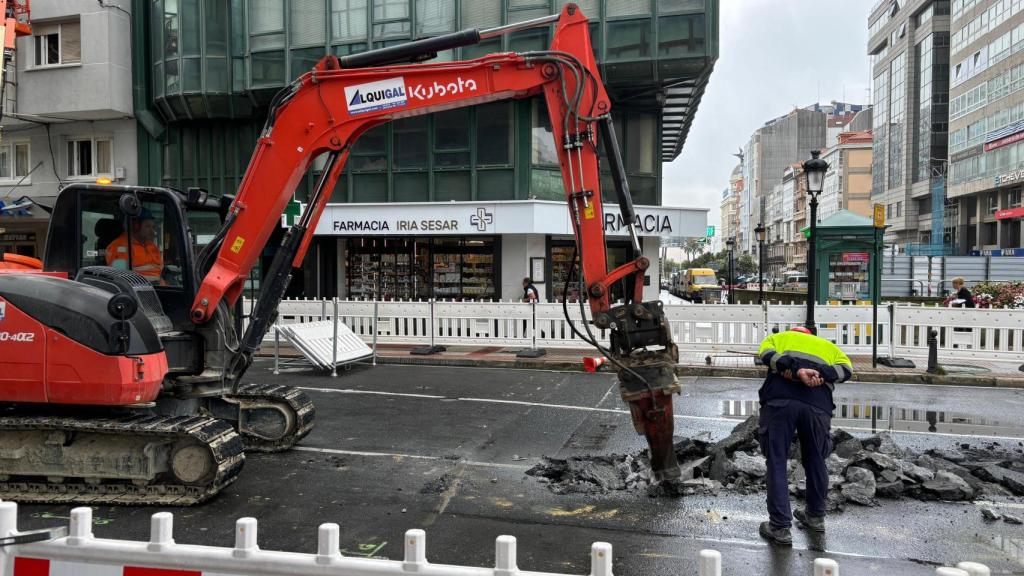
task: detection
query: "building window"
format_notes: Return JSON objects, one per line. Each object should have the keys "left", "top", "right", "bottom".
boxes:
{"left": 332, "top": 0, "right": 368, "bottom": 42}
{"left": 987, "top": 192, "right": 999, "bottom": 213}
{"left": 0, "top": 143, "right": 30, "bottom": 182}
{"left": 66, "top": 138, "right": 113, "bottom": 179}
{"left": 32, "top": 20, "right": 81, "bottom": 67}
{"left": 1010, "top": 188, "right": 1022, "bottom": 208}
{"left": 896, "top": 200, "right": 903, "bottom": 218}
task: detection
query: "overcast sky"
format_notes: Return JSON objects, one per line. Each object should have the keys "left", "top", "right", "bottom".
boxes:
{"left": 664, "top": 0, "right": 872, "bottom": 231}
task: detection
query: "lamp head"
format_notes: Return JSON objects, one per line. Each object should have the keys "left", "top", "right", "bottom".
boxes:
{"left": 803, "top": 150, "right": 829, "bottom": 196}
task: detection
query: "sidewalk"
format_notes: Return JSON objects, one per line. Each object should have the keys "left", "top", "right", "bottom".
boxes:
{"left": 261, "top": 342, "right": 1024, "bottom": 388}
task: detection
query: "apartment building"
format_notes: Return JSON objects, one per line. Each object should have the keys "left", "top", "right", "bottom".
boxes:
{"left": 867, "top": 0, "right": 951, "bottom": 251}
{"left": 0, "top": 0, "right": 135, "bottom": 257}
{"left": 946, "top": 0, "right": 1024, "bottom": 256}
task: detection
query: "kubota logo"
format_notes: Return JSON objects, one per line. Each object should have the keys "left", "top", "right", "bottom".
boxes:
{"left": 408, "top": 77, "right": 478, "bottom": 100}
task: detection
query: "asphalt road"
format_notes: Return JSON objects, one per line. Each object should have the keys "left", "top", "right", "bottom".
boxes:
{"left": 13, "top": 362, "right": 1024, "bottom": 575}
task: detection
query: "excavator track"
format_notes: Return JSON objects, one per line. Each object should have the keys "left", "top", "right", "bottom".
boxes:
{"left": 226, "top": 383, "right": 316, "bottom": 452}
{"left": 0, "top": 414, "right": 245, "bottom": 506}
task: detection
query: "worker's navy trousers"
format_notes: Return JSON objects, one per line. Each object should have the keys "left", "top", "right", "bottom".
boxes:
{"left": 758, "top": 399, "right": 832, "bottom": 529}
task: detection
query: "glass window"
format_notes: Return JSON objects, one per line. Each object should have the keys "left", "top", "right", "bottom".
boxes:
{"left": 291, "top": 47, "right": 326, "bottom": 75}
{"left": 33, "top": 20, "right": 80, "bottom": 66}
{"left": 393, "top": 116, "right": 429, "bottom": 168}
{"left": 332, "top": 0, "right": 368, "bottom": 41}
{"left": 374, "top": 20, "right": 411, "bottom": 37}
{"left": 206, "top": 0, "right": 229, "bottom": 56}
{"left": 291, "top": 0, "right": 327, "bottom": 46}
{"left": 510, "top": 27, "right": 549, "bottom": 51}
{"left": 394, "top": 172, "right": 429, "bottom": 201}
{"left": 658, "top": 14, "right": 703, "bottom": 56}
{"left": 0, "top": 146, "right": 10, "bottom": 179}
{"left": 607, "top": 0, "right": 649, "bottom": 17}
{"left": 435, "top": 108, "right": 471, "bottom": 166}
{"left": 606, "top": 19, "right": 651, "bottom": 60}
{"left": 988, "top": 192, "right": 999, "bottom": 213}
{"left": 417, "top": 0, "right": 455, "bottom": 35}
{"left": 96, "top": 140, "right": 112, "bottom": 175}
{"left": 460, "top": 0, "right": 501, "bottom": 28}
{"left": 658, "top": 0, "right": 703, "bottom": 12}
{"left": 66, "top": 138, "right": 112, "bottom": 178}
{"left": 374, "top": 0, "right": 409, "bottom": 20}
{"left": 434, "top": 171, "right": 471, "bottom": 200}
{"left": 350, "top": 125, "right": 387, "bottom": 170}
{"left": 249, "top": 0, "right": 284, "bottom": 34}
{"left": 353, "top": 172, "right": 388, "bottom": 202}
{"left": 509, "top": 0, "right": 546, "bottom": 7}
{"left": 1009, "top": 188, "right": 1022, "bottom": 208}
{"left": 477, "top": 170, "right": 514, "bottom": 200}
{"left": 531, "top": 99, "right": 559, "bottom": 165}
{"left": 0, "top": 143, "right": 28, "bottom": 181}
{"left": 462, "top": 37, "right": 500, "bottom": 59}
{"left": 14, "top": 143, "right": 29, "bottom": 178}
{"left": 626, "top": 113, "right": 656, "bottom": 174}
{"left": 476, "top": 102, "right": 513, "bottom": 165}
{"left": 251, "top": 50, "right": 285, "bottom": 86}
{"left": 181, "top": 0, "right": 200, "bottom": 57}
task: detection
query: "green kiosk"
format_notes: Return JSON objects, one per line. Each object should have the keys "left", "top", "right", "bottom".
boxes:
{"left": 801, "top": 210, "right": 885, "bottom": 305}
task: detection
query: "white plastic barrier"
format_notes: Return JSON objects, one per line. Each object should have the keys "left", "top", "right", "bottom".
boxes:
{"left": 0, "top": 501, "right": 993, "bottom": 576}
{"left": 276, "top": 320, "right": 373, "bottom": 370}
{"left": 250, "top": 298, "right": 1024, "bottom": 363}
{"left": 0, "top": 503, "right": 613, "bottom": 576}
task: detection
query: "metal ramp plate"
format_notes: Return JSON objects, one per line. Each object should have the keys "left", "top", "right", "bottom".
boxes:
{"left": 276, "top": 320, "right": 373, "bottom": 369}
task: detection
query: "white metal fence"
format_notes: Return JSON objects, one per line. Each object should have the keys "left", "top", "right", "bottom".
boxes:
{"left": 0, "top": 503, "right": 992, "bottom": 576}
{"left": 252, "top": 299, "right": 1024, "bottom": 363}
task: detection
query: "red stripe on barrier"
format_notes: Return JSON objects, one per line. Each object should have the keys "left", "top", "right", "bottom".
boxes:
{"left": 13, "top": 557, "right": 50, "bottom": 576}
{"left": 123, "top": 568, "right": 201, "bottom": 576}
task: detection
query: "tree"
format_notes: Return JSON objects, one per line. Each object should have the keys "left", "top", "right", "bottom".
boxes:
{"left": 736, "top": 254, "right": 757, "bottom": 277}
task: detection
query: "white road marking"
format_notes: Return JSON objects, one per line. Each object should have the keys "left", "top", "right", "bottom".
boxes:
{"left": 292, "top": 446, "right": 530, "bottom": 470}
{"left": 975, "top": 500, "right": 1024, "bottom": 510}
{"left": 299, "top": 386, "right": 1024, "bottom": 441}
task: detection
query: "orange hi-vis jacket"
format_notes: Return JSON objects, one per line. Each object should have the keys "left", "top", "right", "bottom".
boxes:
{"left": 106, "top": 234, "right": 163, "bottom": 282}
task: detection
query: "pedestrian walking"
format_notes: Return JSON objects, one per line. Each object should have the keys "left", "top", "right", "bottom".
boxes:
{"left": 950, "top": 277, "right": 975, "bottom": 308}
{"left": 522, "top": 277, "right": 539, "bottom": 302}
{"left": 756, "top": 326, "right": 853, "bottom": 546}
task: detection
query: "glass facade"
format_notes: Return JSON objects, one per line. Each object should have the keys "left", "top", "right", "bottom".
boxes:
{"left": 888, "top": 51, "right": 906, "bottom": 189}
{"left": 137, "top": 0, "right": 716, "bottom": 207}
{"left": 872, "top": 68, "right": 888, "bottom": 195}
{"left": 915, "top": 32, "right": 950, "bottom": 183}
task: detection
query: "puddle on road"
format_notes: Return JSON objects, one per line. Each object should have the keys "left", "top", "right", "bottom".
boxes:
{"left": 719, "top": 399, "right": 1024, "bottom": 439}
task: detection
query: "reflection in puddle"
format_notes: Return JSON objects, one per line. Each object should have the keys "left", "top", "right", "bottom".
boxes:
{"left": 719, "top": 399, "right": 1022, "bottom": 438}
{"left": 984, "top": 534, "right": 1024, "bottom": 567}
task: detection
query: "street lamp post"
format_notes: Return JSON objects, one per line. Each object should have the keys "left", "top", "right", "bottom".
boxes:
{"left": 725, "top": 237, "right": 735, "bottom": 305}
{"left": 754, "top": 223, "right": 766, "bottom": 304}
{"left": 802, "top": 150, "right": 829, "bottom": 334}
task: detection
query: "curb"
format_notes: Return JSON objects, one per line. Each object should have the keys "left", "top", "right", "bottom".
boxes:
{"left": 367, "top": 355, "right": 1024, "bottom": 389}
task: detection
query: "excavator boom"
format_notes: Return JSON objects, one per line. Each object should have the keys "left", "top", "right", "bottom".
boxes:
{"left": 191, "top": 3, "right": 682, "bottom": 480}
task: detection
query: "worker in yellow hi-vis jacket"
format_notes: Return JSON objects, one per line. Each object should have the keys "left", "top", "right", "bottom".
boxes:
{"left": 755, "top": 326, "right": 853, "bottom": 546}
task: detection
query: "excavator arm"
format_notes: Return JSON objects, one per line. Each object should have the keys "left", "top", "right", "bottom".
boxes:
{"left": 193, "top": 3, "right": 681, "bottom": 480}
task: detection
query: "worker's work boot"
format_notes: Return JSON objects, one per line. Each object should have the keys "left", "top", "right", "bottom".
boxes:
{"left": 794, "top": 509, "right": 825, "bottom": 533}
{"left": 759, "top": 521, "right": 792, "bottom": 546}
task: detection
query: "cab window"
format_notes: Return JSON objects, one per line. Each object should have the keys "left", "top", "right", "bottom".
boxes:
{"left": 79, "top": 192, "right": 185, "bottom": 287}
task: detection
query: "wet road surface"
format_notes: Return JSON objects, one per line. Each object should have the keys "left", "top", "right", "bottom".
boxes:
{"left": 13, "top": 362, "right": 1024, "bottom": 575}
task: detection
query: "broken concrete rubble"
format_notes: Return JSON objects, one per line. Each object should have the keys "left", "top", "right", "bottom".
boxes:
{"left": 526, "top": 414, "right": 1024, "bottom": 510}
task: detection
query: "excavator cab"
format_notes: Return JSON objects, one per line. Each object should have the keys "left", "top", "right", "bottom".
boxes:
{"left": 41, "top": 183, "right": 233, "bottom": 379}
{"left": 44, "top": 185, "right": 196, "bottom": 323}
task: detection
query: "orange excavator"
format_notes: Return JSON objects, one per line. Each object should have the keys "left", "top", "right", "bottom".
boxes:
{"left": 0, "top": 3, "right": 682, "bottom": 505}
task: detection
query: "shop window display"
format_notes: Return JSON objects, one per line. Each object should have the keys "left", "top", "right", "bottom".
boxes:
{"left": 346, "top": 236, "right": 496, "bottom": 300}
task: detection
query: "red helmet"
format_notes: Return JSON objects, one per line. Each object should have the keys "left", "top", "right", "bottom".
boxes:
{"left": 790, "top": 326, "right": 812, "bottom": 334}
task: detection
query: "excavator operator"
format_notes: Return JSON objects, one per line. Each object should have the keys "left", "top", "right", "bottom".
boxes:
{"left": 106, "top": 208, "right": 164, "bottom": 284}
